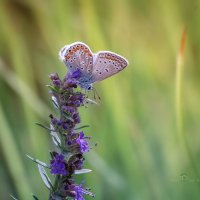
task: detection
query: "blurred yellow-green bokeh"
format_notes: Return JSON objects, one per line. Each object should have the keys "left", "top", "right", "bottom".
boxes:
{"left": 0, "top": 0, "right": 200, "bottom": 199}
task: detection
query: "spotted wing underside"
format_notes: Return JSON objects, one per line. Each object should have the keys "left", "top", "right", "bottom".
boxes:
{"left": 91, "top": 51, "right": 128, "bottom": 82}
{"left": 59, "top": 42, "right": 93, "bottom": 74}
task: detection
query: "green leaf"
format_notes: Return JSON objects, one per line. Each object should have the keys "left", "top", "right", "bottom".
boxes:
{"left": 85, "top": 98, "right": 98, "bottom": 105}
{"left": 10, "top": 195, "right": 18, "bottom": 200}
{"left": 75, "top": 125, "right": 90, "bottom": 130}
{"left": 46, "top": 85, "right": 58, "bottom": 93}
{"left": 74, "top": 169, "right": 92, "bottom": 174}
{"left": 26, "top": 154, "right": 50, "bottom": 168}
{"left": 63, "top": 113, "right": 74, "bottom": 122}
{"left": 52, "top": 96, "right": 59, "bottom": 108}
{"left": 35, "top": 122, "right": 52, "bottom": 131}
{"left": 37, "top": 164, "right": 53, "bottom": 190}
{"left": 32, "top": 195, "right": 39, "bottom": 200}
{"left": 50, "top": 124, "right": 61, "bottom": 146}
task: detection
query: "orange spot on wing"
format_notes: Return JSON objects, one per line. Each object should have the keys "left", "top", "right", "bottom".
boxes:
{"left": 105, "top": 55, "right": 111, "bottom": 59}
{"left": 65, "top": 55, "right": 71, "bottom": 60}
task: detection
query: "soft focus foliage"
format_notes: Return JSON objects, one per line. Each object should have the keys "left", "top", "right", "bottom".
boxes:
{"left": 0, "top": 0, "right": 200, "bottom": 199}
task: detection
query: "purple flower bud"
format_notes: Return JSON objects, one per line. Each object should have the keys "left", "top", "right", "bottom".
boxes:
{"left": 51, "top": 118, "right": 58, "bottom": 125}
{"left": 66, "top": 79, "right": 78, "bottom": 88}
{"left": 64, "top": 182, "right": 94, "bottom": 200}
{"left": 49, "top": 73, "right": 59, "bottom": 80}
{"left": 62, "top": 123, "right": 68, "bottom": 130}
{"left": 50, "top": 153, "right": 68, "bottom": 176}
{"left": 76, "top": 132, "right": 90, "bottom": 153}
{"left": 74, "top": 157, "right": 84, "bottom": 170}
{"left": 53, "top": 80, "right": 62, "bottom": 86}
{"left": 67, "top": 140, "right": 72, "bottom": 145}
{"left": 74, "top": 184, "right": 94, "bottom": 199}
{"left": 74, "top": 100, "right": 81, "bottom": 107}
{"left": 50, "top": 114, "right": 58, "bottom": 125}
{"left": 67, "top": 69, "right": 82, "bottom": 79}
{"left": 62, "top": 106, "right": 76, "bottom": 114}
{"left": 73, "top": 113, "right": 81, "bottom": 124}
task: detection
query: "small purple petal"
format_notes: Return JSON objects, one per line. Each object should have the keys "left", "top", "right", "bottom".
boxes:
{"left": 76, "top": 132, "right": 90, "bottom": 153}
{"left": 50, "top": 153, "right": 68, "bottom": 176}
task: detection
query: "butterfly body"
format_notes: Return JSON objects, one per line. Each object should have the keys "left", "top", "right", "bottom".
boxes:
{"left": 78, "top": 74, "right": 93, "bottom": 90}
{"left": 59, "top": 42, "right": 128, "bottom": 89}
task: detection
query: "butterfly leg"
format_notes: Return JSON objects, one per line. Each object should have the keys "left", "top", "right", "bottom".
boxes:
{"left": 93, "top": 87, "right": 101, "bottom": 102}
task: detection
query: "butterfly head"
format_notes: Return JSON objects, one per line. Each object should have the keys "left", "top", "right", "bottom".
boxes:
{"left": 86, "top": 84, "right": 92, "bottom": 90}
{"left": 78, "top": 79, "right": 93, "bottom": 90}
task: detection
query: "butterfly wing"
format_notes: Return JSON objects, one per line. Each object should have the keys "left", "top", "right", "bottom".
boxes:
{"left": 91, "top": 51, "right": 128, "bottom": 82}
{"left": 59, "top": 42, "right": 93, "bottom": 74}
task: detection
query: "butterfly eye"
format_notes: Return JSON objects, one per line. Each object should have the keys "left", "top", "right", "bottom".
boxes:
{"left": 87, "top": 85, "right": 92, "bottom": 90}
{"left": 105, "top": 69, "right": 109, "bottom": 72}
{"left": 104, "top": 61, "right": 107, "bottom": 64}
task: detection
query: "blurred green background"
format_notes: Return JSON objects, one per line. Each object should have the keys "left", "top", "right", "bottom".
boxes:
{"left": 0, "top": 0, "right": 200, "bottom": 199}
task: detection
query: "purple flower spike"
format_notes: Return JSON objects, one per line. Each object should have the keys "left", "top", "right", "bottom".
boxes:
{"left": 76, "top": 132, "right": 90, "bottom": 153}
{"left": 50, "top": 154, "right": 68, "bottom": 176}
{"left": 46, "top": 69, "right": 95, "bottom": 199}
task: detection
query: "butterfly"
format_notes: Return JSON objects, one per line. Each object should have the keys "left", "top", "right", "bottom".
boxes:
{"left": 59, "top": 42, "right": 128, "bottom": 90}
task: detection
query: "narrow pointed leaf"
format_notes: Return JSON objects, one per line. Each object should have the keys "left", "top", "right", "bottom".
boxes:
{"left": 75, "top": 125, "right": 90, "bottom": 130}
{"left": 63, "top": 113, "right": 74, "bottom": 122}
{"left": 32, "top": 195, "right": 39, "bottom": 200}
{"left": 85, "top": 98, "right": 98, "bottom": 105}
{"left": 50, "top": 124, "right": 61, "bottom": 146}
{"left": 26, "top": 155, "right": 50, "bottom": 168}
{"left": 10, "top": 195, "right": 18, "bottom": 200}
{"left": 35, "top": 122, "right": 52, "bottom": 131}
{"left": 52, "top": 96, "right": 59, "bottom": 108}
{"left": 46, "top": 85, "right": 58, "bottom": 93}
{"left": 37, "top": 164, "right": 52, "bottom": 189}
{"left": 75, "top": 169, "right": 92, "bottom": 174}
